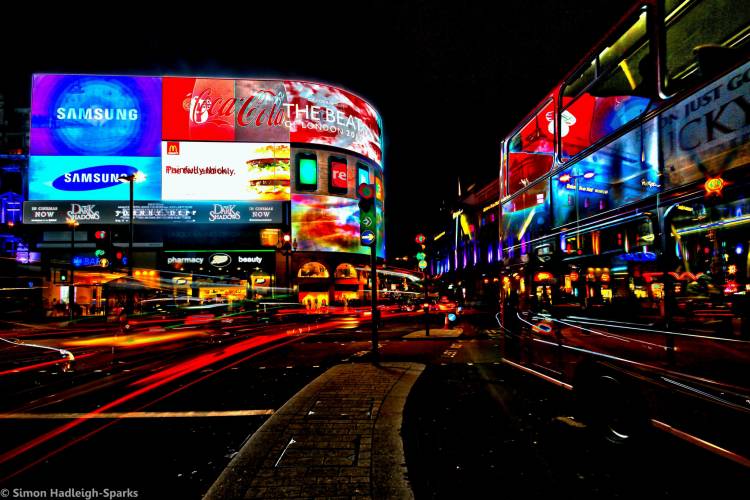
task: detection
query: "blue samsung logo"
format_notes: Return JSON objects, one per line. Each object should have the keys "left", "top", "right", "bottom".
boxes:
{"left": 51, "top": 165, "right": 138, "bottom": 192}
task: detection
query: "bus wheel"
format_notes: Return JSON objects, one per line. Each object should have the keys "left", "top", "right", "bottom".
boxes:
{"left": 580, "top": 372, "right": 647, "bottom": 446}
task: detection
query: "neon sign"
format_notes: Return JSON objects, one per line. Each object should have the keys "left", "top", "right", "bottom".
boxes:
{"left": 619, "top": 251, "right": 657, "bottom": 262}
{"left": 705, "top": 176, "right": 725, "bottom": 195}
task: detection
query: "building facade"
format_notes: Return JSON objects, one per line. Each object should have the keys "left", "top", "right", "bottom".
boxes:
{"left": 21, "top": 75, "right": 384, "bottom": 316}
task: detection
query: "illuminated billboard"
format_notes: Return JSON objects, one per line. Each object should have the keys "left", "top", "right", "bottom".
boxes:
{"left": 162, "top": 142, "right": 290, "bottom": 201}
{"left": 292, "top": 194, "right": 384, "bottom": 258}
{"left": 27, "top": 74, "right": 383, "bottom": 237}
{"left": 31, "top": 75, "right": 161, "bottom": 156}
{"left": 161, "top": 77, "right": 382, "bottom": 165}
{"left": 28, "top": 156, "right": 162, "bottom": 201}
{"left": 286, "top": 81, "right": 382, "bottom": 166}
{"left": 23, "top": 200, "right": 282, "bottom": 225}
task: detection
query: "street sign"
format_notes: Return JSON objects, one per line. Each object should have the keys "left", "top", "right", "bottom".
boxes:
{"left": 418, "top": 259, "right": 427, "bottom": 269}
{"left": 415, "top": 234, "right": 426, "bottom": 244}
{"left": 361, "top": 230, "right": 376, "bottom": 246}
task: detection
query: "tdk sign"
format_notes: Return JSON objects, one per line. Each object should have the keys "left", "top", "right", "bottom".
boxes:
{"left": 52, "top": 165, "right": 138, "bottom": 192}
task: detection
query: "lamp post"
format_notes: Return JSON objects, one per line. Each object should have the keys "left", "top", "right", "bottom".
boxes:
{"left": 277, "top": 234, "right": 295, "bottom": 297}
{"left": 66, "top": 217, "right": 79, "bottom": 321}
{"left": 118, "top": 172, "right": 144, "bottom": 313}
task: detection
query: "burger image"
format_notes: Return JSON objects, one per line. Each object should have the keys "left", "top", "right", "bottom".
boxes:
{"left": 247, "top": 157, "right": 290, "bottom": 200}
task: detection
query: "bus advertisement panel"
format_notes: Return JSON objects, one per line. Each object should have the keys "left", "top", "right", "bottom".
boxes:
{"left": 661, "top": 60, "right": 750, "bottom": 189}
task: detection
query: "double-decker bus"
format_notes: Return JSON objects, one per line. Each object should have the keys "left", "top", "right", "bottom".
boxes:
{"left": 498, "top": 0, "right": 750, "bottom": 465}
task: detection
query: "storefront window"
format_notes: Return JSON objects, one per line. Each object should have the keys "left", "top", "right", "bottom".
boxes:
{"left": 298, "top": 261, "right": 330, "bottom": 278}
{"left": 668, "top": 196, "right": 750, "bottom": 338}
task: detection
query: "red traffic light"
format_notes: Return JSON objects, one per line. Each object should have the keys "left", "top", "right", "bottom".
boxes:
{"left": 95, "top": 230, "right": 107, "bottom": 239}
{"left": 116, "top": 251, "right": 123, "bottom": 260}
{"left": 357, "top": 183, "right": 375, "bottom": 200}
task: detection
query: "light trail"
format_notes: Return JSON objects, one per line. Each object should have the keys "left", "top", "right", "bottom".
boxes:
{"left": 63, "top": 330, "right": 208, "bottom": 348}
{"left": 0, "top": 410, "right": 274, "bottom": 419}
{"left": 0, "top": 331, "right": 289, "bottom": 468}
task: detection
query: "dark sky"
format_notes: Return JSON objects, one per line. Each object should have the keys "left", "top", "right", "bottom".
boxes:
{"left": 2, "top": 0, "right": 633, "bottom": 258}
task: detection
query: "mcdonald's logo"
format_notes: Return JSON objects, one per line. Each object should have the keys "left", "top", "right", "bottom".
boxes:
{"left": 167, "top": 142, "right": 180, "bottom": 155}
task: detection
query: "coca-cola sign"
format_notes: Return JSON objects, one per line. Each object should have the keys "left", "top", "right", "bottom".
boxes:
{"left": 162, "top": 78, "right": 382, "bottom": 165}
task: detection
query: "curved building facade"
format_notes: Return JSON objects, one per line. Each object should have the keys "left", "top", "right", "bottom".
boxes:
{"left": 24, "top": 75, "right": 384, "bottom": 311}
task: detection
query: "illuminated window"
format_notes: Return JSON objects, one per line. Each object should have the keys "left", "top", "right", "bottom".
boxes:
{"left": 375, "top": 175, "right": 384, "bottom": 201}
{"left": 260, "top": 228, "right": 281, "bottom": 247}
{"left": 561, "top": 10, "right": 652, "bottom": 159}
{"left": 357, "top": 163, "right": 370, "bottom": 187}
{"left": 329, "top": 157, "right": 348, "bottom": 195}
{"left": 296, "top": 153, "right": 317, "bottom": 190}
{"left": 298, "top": 261, "right": 330, "bottom": 278}
{"left": 665, "top": 0, "right": 750, "bottom": 92}
{"left": 334, "top": 263, "right": 357, "bottom": 279}
{"left": 507, "top": 100, "right": 555, "bottom": 195}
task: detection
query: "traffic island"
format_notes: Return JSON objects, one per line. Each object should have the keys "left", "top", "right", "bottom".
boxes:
{"left": 403, "top": 328, "right": 463, "bottom": 339}
{"left": 204, "top": 362, "right": 425, "bottom": 499}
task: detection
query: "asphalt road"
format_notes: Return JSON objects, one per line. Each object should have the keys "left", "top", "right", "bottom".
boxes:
{"left": 0, "top": 312, "right": 748, "bottom": 499}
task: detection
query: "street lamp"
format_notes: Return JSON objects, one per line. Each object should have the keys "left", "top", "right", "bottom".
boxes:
{"left": 277, "top": 233, "right": 294, "bottom": 296}
{"left": 66, "top": 217, "right": 79, "bottom": 321}
{"left": 118, "top": 172, "right": 145, "bottom": 313}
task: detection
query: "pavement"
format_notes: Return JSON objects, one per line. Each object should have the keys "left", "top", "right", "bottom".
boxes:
{"left": 403, "top": 328, "right": 462, "bottom": 339}
{"left": 204, "top": 362, "right": 425, "bottom": 499}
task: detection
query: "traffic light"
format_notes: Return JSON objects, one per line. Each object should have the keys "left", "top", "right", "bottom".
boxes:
{"left": 114, "top": 251, "right": 128, "bottom": 267}
{"left": 58, "top": 270, "right": 68, "bottom": 283}
{"left": 358, "top": 183, "right": 376, "bottom": 246}
{"left": 94, "top": 229, "right": 110, "bottom": 267}
{"left": 415, "top": 234, "right": 428, "bottom": 271}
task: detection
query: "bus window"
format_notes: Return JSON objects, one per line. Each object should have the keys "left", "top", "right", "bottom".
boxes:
{"left": 561, "top": 10, "right": 653, "bottom": 159}
{"left": 668, "top": 195, "right": 750, "bottom": 338}
{"left": 501, "top": 181, "right": 550, "bottom": 263}
{"left": 664, "top": 0, "right": 750, "bottom": 91}
{"left": 556, "top": 216, "right": 661, "bottom": 322}
{"left": 507, "top": 100, "right": 555, "bottom": 195}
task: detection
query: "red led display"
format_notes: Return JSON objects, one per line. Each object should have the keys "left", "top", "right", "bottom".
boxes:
{"left": 331, "top": 161, "right": 348, "bottom": 189}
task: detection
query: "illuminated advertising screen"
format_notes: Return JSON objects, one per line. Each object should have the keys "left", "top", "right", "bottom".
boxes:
{"left": 292, "top": 194, "right": 384, "bottom": 258}
{"left": 330, "top": 158, "right": 348, "bottom": 192}
{"left": 161, "top": 78, "right": 382, "bottom": 165}
{"left": 162, "top": 142, "right": 290, "bottom": 201}
{"left": 23, "top": 200, "right": 282, "bottom": 225}
{"left": 31, "top": 75, "right": 161, "bottom": 156}
{"left": 28, "top": 156, "right": 162, "bottom": 200}
{"left": 286, "top": 81, "right": 383, "bottom": 166}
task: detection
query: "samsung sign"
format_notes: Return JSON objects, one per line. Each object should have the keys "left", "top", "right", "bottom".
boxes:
{"left": 52, "top": 165, "right": 138, "bottom": 192}
{"left": 28, "top": 156, "right": 162, "bottom": 200}
{"left": 31, "top": 75, "right": 161, "bottom": 157}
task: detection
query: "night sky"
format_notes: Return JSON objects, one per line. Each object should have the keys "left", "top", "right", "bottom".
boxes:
{"left": 2, "top": 1, "right": 633, "bottom": 258}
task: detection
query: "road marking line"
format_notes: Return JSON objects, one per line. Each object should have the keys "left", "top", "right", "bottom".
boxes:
{"left": 0, "top": 410, "right": 275, "bottom": 419}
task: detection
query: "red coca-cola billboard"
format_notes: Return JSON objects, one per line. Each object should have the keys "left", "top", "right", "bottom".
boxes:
{"left": 161, "top": 78, "right": 383, "bottom": 166}
{"left": 162, "top": 78, "right": 236, "bottom": 142}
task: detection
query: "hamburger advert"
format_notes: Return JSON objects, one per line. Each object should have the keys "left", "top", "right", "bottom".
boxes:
{"left": 162, "top": 142, "right": 290, "bottom": 201}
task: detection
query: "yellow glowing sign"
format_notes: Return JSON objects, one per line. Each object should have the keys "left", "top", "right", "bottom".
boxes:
{"left": 705, "top": 176, "right": 724, "bottom": 195}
